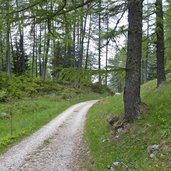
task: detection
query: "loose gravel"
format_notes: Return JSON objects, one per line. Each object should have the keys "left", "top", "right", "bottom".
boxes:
{"left": 0, "top": 100, "right": 98, "bottom": 171}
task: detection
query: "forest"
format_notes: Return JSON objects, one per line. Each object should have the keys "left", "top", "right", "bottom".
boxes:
{"left": 0, "top": 0, "right": 171, "bottom": 170}
{"left": 0, "top": 0, "right": 170, "bottom": 120}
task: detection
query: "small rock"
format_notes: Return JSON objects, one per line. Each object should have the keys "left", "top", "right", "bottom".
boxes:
{"left": 115, "top": 92, "right": 121, "bottom": 96}
{"left": 112, "top": 161, "right": 120, "bottom": 167}
{"left": 110, "top": 167, "right": 115, "bottom": 171}
{"left": 0, "top": 112, "right": 9, "bottom": 119}
{"left": 147, "top": 144, "right": 160, "bottom": 153}
{"left": 107, "top": 165, "right": 111, "bottom": 169}
{"left": 160, "top": 154, "right": 165, "bottom": 158}
{"left": 102, "top": 139, "right": 106, "bottom": 143}
{"left": 149, "top": 153, "right": 156, "bottom": 158}
{"left": 117, "top": 128, "right": 123, "bottom": 133}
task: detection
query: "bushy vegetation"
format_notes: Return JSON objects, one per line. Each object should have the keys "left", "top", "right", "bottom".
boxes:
{"left": 0, "top": 72, "right": 63, "bottom": 102}
{"left": 85, "top": 76, "right": 171, "bottom": 171}
{"left": 0, "top": 72, "right": 112, "bottom": 102}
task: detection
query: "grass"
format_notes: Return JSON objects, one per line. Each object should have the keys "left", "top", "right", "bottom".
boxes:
{"left": 85, "top": 77, "right": 171, "bottom": 171}
{"left": 0, "top": 90, "right": 103, "bottom": 153}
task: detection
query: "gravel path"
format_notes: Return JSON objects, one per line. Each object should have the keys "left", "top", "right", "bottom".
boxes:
{"left": 0, "top": 100, "right": 98, "bottom": 171}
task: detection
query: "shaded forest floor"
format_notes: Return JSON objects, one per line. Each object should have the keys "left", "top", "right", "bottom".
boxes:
{"left": 84, "top": 74, "right": 171, "bottom": 171}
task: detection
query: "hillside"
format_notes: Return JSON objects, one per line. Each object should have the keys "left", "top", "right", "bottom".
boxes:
{"left": 85, "top": 75, "right": 171, "bottom": 171}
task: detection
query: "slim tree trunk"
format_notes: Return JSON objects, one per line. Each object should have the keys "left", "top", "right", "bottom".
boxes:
{"left": 124, "top": 0, "right": 143, "bottom": 122}
{"left": 144, "top": 5, "right": 150, "bottom": 83}
{"left": 73, "top": 19, "right": 76, "bottom": 67}
{"left": 32, "top": 19, "right": 36, "bottom": 78}
{"left": 6, "top": 28, "right": 10, "bottom": 76}
{"left": 6, "top": 0, "right": 10, "bottom": 76}
{"left": 85, "top": 14, "right": 92, "bottom": 69}
{"left": 35, "top": 25, "right": 38, "bottom": 77}
{"left": 156, "top": 0, "right": 166, "bottom": 87}
{"left": 98, "top": 0, "right": 101, "bottom": 84}
{"left": 42, "top": 38, "right": 50, "bottom": 81}
{"left": 38, "top": 25, "right": 42, "bottom": 76}
{"left": 105, "top": 8, "right": 109, "bottom": 86}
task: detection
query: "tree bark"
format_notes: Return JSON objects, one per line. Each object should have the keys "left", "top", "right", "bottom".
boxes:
{"left": 156, "top": 0, "right": 166, "bottom": 87}
{"left": 124, "top": 0, "right": 143, "bottom": 122}
{"left": 38, "top": 24, "right": 42, "bottom": 77}
{"left": 32, "top": 19, "right": 36, "bottom": 78}
{"left": 105, "top": 7, "right": 109, "bottom": 86}
{"left": 5, "top": 0, "right": 10, "bottom": 76}
{"left": 98, "top": 0, "right": 101, "bottom": 85}
{"left": 85, "top": 14, "right": 92, "bottom": 69}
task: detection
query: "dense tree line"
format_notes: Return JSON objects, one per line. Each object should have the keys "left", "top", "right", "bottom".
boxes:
{"left": 0, "top": 0, "right": 170, "bottom": 121}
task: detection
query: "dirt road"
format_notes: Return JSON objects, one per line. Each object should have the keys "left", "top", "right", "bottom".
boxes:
{"left": 0, "top": 100, "right": 98, "bottom": 171}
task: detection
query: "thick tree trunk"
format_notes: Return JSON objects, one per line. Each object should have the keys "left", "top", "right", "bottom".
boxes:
{"left": 156, "top": 0, "right": 166, "bottom": 87}
{"left": 124, "top": 0, "right": 143, "bottom": 122}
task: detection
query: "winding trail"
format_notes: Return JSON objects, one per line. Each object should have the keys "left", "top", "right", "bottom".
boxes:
{"left": 0, "top": 100, "right": 98, "bottom": 171}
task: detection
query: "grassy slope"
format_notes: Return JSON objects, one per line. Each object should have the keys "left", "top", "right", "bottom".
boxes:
{"left": 0, "top": 91, "right": 103, "bottom": 153}
{"left": 85, "top": 77, "right": 171, "bottom": 171}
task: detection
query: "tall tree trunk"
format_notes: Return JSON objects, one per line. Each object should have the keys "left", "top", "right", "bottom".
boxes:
{"left": 0, "top": 33, "right": 4, "bottom": 71}
{"left": 6, "top": 27, "right": 10, "bottom": 76}
{"left": 35, "top": 25, "right": 38, "bottom": 77}
{"left": 156, "top": 0, "right": 166, "bottom": 87}
{"left": 42, "top": 38, "right": 50, "bottom": 81}
{"left": 98, "top": 0, "right": 101, "bottom": 84}
{"left": 144, "top": 2, "right": 150, "bottom": 83}
{"left": 38, "top": 25, "right": 42, "bottom": 76}
{"left": 32, "top": 19, "right": 36, "bottom": 78}
{"left": 105, "top": 8, "right": 109, "bottom": 86}
{"left": 124, "top": 0, "right": 143, "bottom": 122}
{"left": 42, "top": 20, "right": 50, "bottom": 81}
{"left": 85, "top": 14, "right": 92, "bottom": 69}
{"left": 73, "top": 18, "right": 76, "bottom": 67}
{"left": 6, "top": 0, "right": 10, "bottom": 76}
{"left": 20, "top": 31, "right": 25, "bottom": 74}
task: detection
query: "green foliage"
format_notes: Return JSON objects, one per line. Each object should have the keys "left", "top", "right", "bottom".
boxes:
{"left": 85, "top": 78, "right": 171, "bottom": 170}
{"left": 57, "top": 68, "right": 92, "bottom": 86}
{"left": 90, "top": 83, "right": 112, "bottom": 94}
{"left": 109, "top": 47, "right": 126, "bottom": 92}
{"left": 0, "top": 72, "right": 63, "bottom": 101}
{"left": 0, "top": 89, "right": 8, "bottom": 102}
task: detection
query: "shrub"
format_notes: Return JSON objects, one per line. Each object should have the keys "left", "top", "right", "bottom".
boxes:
{"left": 0, "top": 90, "right": 8, "bottom": 102}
